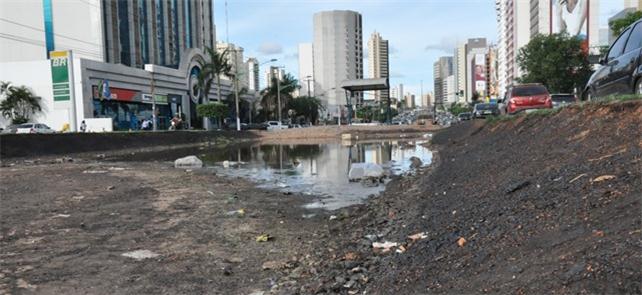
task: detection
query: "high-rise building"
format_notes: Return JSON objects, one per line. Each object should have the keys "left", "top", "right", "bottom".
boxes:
{"left": 0, "top": 0, "right": 215, "bottom": 67}
{"left": 624, "top": 0, "right": 642, "bottom": 9}
{"left": 530, "top": 0, "right": 551, "bottom": 38}
{"left": 246, "top": 58, "right": 260, "bottom": 91}
{"left": 421, "top": 93, "right": 433, "bottom": 108}
{"left": 367, "top": 31, "right": 389, "bottom": 104}
{"left": 486, "top": 45, "right": 500, "bottom": 97}
{"left": 453, "top": 44, "right": 467, "bottom": 102}
{"left": 313, "top": 10, "right": 363, "bottom": 118}
{"left": 265, "top": 66, "right": 284, "bottom": 88}
{"left": 465, "top": 38, "right": 487, "bottom": 100}
{"left": 433, "top": 56, "right": 453, "bottom": 106}
{"left": 496, "top": 0, "right": 529, "bottom": 93}
{"left": 404, "top": 93, "right": 415, "bottom": 109}
{"left": 444, "top": 75, "right": 456, "bottom": 106}
{"left": 497, "top": 0, "right": 599, "bottom": 94}
{"left": 298, "top": 43, "right": 314, "bottom": 97}
{"left": 217, "top": 42, "right": 246, "bottom": 88}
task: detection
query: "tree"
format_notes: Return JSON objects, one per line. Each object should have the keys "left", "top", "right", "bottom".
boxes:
{"left": 196, "top": 102, "right": 228, "bottom": 127}
{"left": 260, "top": 73, "right": 299, "bottom": 121}
{"left": 287, "top": 96, "right": 325, "bottom": 124}
{"left": 449, "top": 103, "right": 472, "bottom": 116}
{"left": 197, "top": 47, "right": 232, "bottom": 104}
{"left": 517, "top": 33, "right": 593, "bottom": 93}
{"left": 0, "top": 81, "right": 42, "bottom": 125}
{"left": 609, "top": 11, "right": 642, "bottom": 36}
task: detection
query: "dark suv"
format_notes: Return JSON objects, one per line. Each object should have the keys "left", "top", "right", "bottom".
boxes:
{"left": 584, "top": 19, "right": 642, "bottom": 99}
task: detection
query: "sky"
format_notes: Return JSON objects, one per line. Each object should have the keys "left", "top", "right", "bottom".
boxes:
{"left": 214, "top": 0, "right": 625, "bottom": 97}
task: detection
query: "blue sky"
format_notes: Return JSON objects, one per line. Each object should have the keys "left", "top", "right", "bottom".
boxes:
{"left": 214, "top": 0, "right": 625, "bottom": 96}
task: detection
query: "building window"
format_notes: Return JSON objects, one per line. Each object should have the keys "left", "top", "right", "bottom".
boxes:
{"left": 117, "top": 0, "right": 131, "bottom": 66}
{"left": 184, "top": 0, "right": 192, "bottom": 48}
{"left": 171, "top": 0, "right": 179, "bottom": 64}
{"left": 156, "top": 0, "right": 165, "bottom": 65}
{"left": 139, "top": 0, "right": 149, "bottom": 64}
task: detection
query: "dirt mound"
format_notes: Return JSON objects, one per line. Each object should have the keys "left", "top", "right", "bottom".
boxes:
{"left": 278, "top": 101, "right": 642, "bottom": 294}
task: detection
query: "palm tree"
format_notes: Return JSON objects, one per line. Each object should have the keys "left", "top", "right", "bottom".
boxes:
{"left": 197, "top": 47, "right": 232, "bottom": 103}
{"left": 0, "top": 82, "right": 42, "bottom": 125}
{"left": 260, "top": 73, "right": 299, "bottom": 120}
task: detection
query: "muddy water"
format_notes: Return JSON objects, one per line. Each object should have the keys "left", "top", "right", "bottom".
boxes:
{"left": 203, "top": 140, "right": 432, "bottom": 210}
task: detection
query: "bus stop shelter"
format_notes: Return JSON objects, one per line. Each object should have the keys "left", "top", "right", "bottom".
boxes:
{"left": 340, "top": 78, "right": 390, "bottom": 124}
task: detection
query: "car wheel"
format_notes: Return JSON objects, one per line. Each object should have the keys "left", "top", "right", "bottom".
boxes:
{"left": 584, "top": 89, "right": 593, "bottom": 101}
{"left": 636, "top": 79, "right": 642, "bottom": 95}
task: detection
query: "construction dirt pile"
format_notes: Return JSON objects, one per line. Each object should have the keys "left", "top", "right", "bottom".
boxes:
{"left": 272, "top": 101, "right": 642, "bottom": 294}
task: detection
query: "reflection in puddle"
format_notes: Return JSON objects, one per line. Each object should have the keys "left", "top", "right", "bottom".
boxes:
{"left": 203, "top": 140, "right": 432, "bottom": 210}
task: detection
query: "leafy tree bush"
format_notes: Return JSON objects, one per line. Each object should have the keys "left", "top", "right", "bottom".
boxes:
{"left": 287, "top": 96, "right": 325, "bottom": 124}
{"left": 196, "top": 102, "right": 228, "bottom": 127}
{"left": 449, "top": 103, "right": 472, "bottom": 116}
{"left": 0, "top": 81, "right": 42, "bottom": 124}
{"left": 517, "top": 33, "right": 593, "bottom": 93}
{"left": 609, "top": 11, "right": 642, "bottom": 36}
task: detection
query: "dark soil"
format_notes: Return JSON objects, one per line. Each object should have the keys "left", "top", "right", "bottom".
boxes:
{"left": 1, "top": 101, "right": 640, "bottom": 294}
{"left": 271, "top": 101, "right": 642, "bottom": 294}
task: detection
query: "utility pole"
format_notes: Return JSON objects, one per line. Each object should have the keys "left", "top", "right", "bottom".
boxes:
{"left": 151, "top": 70, "right": 157, "bottom": 131}
{"left": 233, "top": 49, "right": 241, "bottom": 131}
{"left": 276, "top": 77, "right": 282, "bottom": 123}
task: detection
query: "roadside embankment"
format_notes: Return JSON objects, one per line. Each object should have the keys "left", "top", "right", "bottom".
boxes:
{"left": 0, "top": 124, "right": 436, "bottom": 159}
{"left": 273, "top": 100, "right": 642, "bottom": 294}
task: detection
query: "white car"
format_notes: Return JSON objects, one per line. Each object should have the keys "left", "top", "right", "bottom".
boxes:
{"left": 265, "top": 121, "right": 289, "bottom": 131}
{"left": 15, "top": 123, "right": 55, "bottom": 134}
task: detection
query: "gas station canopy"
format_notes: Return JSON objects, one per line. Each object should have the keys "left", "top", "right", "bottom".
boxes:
{"left": 340, "top": 78, "right": 389, "bottom": 92}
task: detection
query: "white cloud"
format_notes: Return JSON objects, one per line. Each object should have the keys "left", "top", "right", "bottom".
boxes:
{"left": 425, "top": 36, "right": 460, "bottom": 53}
{"left": 258, "top": 42, "right": 283, "bottom": 55}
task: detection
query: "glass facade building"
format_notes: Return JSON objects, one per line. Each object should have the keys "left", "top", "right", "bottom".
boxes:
{"left": 102, "top": 0, "right": 215, "bottom": 68}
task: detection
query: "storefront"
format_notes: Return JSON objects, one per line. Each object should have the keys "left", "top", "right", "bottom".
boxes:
{"left": 91, "top": 85, "right": 183, "bottom": 131}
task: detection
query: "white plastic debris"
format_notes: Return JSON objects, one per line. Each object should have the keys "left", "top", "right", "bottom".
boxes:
{"left": 174, "top": 155, "right": 203, "bottom": 169}
{"left": 348, "top": 163, "right": 385, "bottom": 181}
{"left": 121, "top": 250, "right": 159, "bottom": 260}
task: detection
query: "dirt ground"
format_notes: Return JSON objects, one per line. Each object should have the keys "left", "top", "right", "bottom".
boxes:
{"left": 1, "top": 100, "right": 641, "bottom": 294}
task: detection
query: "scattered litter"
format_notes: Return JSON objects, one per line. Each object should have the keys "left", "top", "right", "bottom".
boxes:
{"left": 83, "top": 170, "right": 108, "bottom": 174}
{"left": 108, "top": 167, "right": 126, "bottom": 171}
{"left": 16, "top": 278, "right": 36, "bottom": 290}
{"left": 302, "top": 214, "right": 316, "bottom": 219}
{"left": 505, "top": 181, "right": 531, "bottom": 194}
{"left": 591, "top": 175, "right": 616, "bottom": 183}
{"left": 226, "top": 209, "right": 245, "bottom": 217}
{"left": 348, "top": 163, "right": 385, "bottom": 181}
{"left": 344, "top": 252, "right": 358, "bottom": 261}
{"left": 422, "top": 133, "right": 433, "bottom": 138}
{"left": 409, "top": 156, "right": 423, "bottom": 168}
{"left": 223, "top": 160, "right": 230, "bottom": 168}
{"left": 107, "top": 186, "right": 115, "bottom": 190}
{"left": 52, "top": 214, "right": 70, "bottom": 218}
{"left": 372, "top": 241, "right": 398, "bottom": 253}
{"left": 261, "top": 260, "right": 285, "bottom": 270}
{"left": 174, "top": 155, "right": 203, "bottom": 169}
{"left": 408, "top": 232, "right": 428, "bottom": 241}
{"left": 457, "top": 237, "right": 467, "bottom": 247}
{"left": 329, "top": 215, "right": 338, "bottom": 220}
{"left": 396, "top": 245, "right": 407, "bottom": 254}
{"left": 207, "top": 191, "right": 215, "bottom": 196}
{"left": 592, "top": 230, "right": 605, "bottom": 237}
{"left": 569, "top": 173, "right": 587, "bottom": 183}
{"left": 72, "top": 195, "right": 85, "bottom": 201}
{"left": 256, "top": 234, "right": 271, "bottom": 242}
{"left": 121, "top": 250, "right": 159, "bottom": 260}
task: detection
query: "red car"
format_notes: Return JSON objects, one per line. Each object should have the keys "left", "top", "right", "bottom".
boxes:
{"left": 503, "top": 84, "right": 552, "bottom": 114}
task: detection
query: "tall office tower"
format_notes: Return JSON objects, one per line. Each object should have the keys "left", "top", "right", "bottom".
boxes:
{"left": 246, "top": 58, "right": 260, "bottom": 91}
{"left": 216, "top": 42, "right": 246, "bottom": 87}
{"left": 367, "top": 31, "right": 389, "bottom": 105}
{"left": 298, "top": 43, "right": 314, "bottom": 97}
{"left": 433, "top": 56, "right": 453, "bottom": 106}
{"left": 453, "top": 43, "right": 467, "bottom": 102}
{"left": 530, "top": 0, "right": 551, "bottom": 38}
{"left": 313, "top": 10, "right": 363, "bottom": 118}
{"left": 496, "top": 0, "right": 531, "bottom": 90}
{"left": 0, "top": 0, "right": 215, "bottom": 67}
{"left": 265, "top": 66, "right": 284, "bottom": 88}
{"left": 464, "top": 38, "right": 487, "bottom": 100}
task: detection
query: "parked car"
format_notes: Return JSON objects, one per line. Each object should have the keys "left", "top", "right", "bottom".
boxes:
{"left": 503, "top": 84, "right": 552, "bottom": 114}
{"left": 551, "top": 94, "right": 578, "bottom": 108}
{"left": 246, "top": 123, "right": 268, "bottom": 130}
{"left": 1, "top": 125, "right": 19, "bottom": 134}
{"left": 472, "top": 103, "right": 500, "bottom": 119}
{"left": 265, "top": 121, "right": 288, "bottom": 131}
{"left": 15, "top": 123, "right": 55, "bottom": 134}
{"left": 458, "top": 112, "right": 472, "bottom": 121}
{"left": 584, "top": 19, "right": 642, "bottom": 99}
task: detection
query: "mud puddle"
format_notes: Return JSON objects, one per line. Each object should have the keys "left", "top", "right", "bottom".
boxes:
{"left": 111, "top": 140, "right": 432, "bottom": 210}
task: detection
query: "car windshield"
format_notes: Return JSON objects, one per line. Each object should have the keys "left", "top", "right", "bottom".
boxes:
{"left": 475, "top": 104, "right": 496, "bottom": 110}
{"left": 512, "top": 85, "right": 548, "bottom": 96}
{"left": 552, "top": 95, "right": 575, "bottom": 102}
{"left": 17, "top": 124, "right": 33, "bottom": 128}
